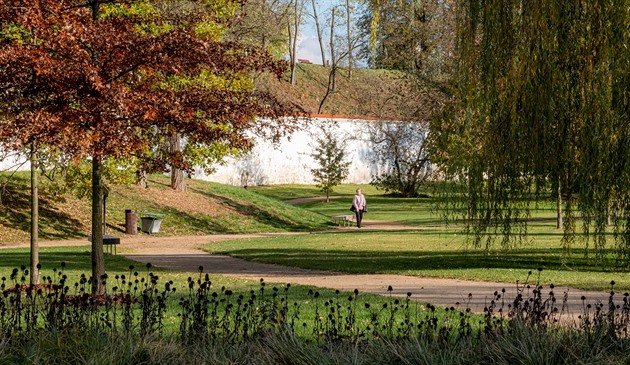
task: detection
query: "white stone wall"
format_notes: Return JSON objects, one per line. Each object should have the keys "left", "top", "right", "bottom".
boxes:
{"left": 0, "top": 151, "right": 30, "bottom": 171}
{"left": 196, "top": 117, "right": 383, "bottom": 186}
{"left": 1, "top": 117, "right": 386, "bottom": 186}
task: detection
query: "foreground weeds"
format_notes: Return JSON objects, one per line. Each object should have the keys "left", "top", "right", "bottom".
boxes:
{"left": 1, "top": 265, "right": 629, "bottom": 364}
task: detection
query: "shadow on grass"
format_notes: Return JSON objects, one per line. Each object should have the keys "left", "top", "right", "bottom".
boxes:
{"left": 300, "top": 195, "right": 567, "bottom": 228}
{"left": 0, "top": 180, "right": 85, "bottom": 240}
{"left": 105, "top": 207, "right": 241, "bottom": 235}
{"left": 191, "top": 189, "right": 321, "bottom": 232}
{"left": 217, "top": 245, "right": 625, "bottom": 274}
{"left": 97, "top": 181, "right": 330, "bottom": 236}
{"left": 0, "top": 249, "right": 150, "bottom": 274}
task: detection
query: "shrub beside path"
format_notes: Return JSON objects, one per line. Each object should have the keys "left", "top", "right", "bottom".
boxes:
{"left": 2, "top": 219, "right": 612, "bottom": 319}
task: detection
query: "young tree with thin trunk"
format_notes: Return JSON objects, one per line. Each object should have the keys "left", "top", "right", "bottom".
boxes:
{"left": 30, "top": 145, "right": 39, "bottom": 285}
{"left": 309, "top": 124, "right": 350, "bottom": 203}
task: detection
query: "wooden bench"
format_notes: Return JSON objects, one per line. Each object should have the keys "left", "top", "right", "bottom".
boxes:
{"left": 332, "top": 215, "right": 355, "bottom": 227}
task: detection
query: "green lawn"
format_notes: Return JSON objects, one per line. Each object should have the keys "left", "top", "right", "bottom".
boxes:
{"left": 0, "top": 245, "right": 250, "bottom": 290}
{"left": 249, "top": 184, "right": 381, "bottom": 201}
{"left": 0, "top": 247, "right": 472, "bottom": 336}
{"left": 4, "top": 180, "right": 627, "bottom": 294}
{"left": 206, "top": 184, "right": 629, "bottom": 292}
{"left": 251, "top": 183, "right": 562, "bottom": 226}
{"left": 99, "top": 178, "right": 335, "bottom": 235}
{"left": 202, "top": 229, "right": 628, "bottom": 292}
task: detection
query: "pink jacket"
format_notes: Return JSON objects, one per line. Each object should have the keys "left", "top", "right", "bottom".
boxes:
{"left": 353, "top": 194, "right": 366, "bottom": 211}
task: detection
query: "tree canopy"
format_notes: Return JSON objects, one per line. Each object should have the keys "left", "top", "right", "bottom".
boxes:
{"left": 0, "top": 0, "right": 293, "bottom": 159}
{"left": 430, "top": 0, "right": 629, "bottom": 259}
{"left": 358, "top": 0, "right": 456, "bottom": 78}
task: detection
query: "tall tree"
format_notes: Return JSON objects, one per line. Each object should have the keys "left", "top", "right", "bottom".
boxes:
{"left": 318, "top": 6, "right": 340, "bottom": 113}
{"left": 229, "top": 0, "right": 292, "bottom": 57}
{"left": 359, "top": 0, "right": 456, "bottom": 78}
{"left": 287, "top": 0, "right": 305, "bottom": 85}
{"left": 430, "top": 0, "right": 630, "bottom": 257}
{"left": 0, "top": 0, "right": 296, "bottom": 293}
{"left": 310, "top": 0, "right": 327, "bottom": 66}
{"left": 329, "top": 6, "right": 338, "bottom": 91}
{"left": 345, "top": 0, "right": 353, "bottom": 77}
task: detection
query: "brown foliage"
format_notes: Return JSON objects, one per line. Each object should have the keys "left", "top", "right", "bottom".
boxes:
{"left": 0, "top": 0, "right": 298, "bottom": 163}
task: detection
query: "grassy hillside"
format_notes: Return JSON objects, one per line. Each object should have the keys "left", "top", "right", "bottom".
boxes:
{"left": 256, "top": 63, "right": 448, "bottom": 119}
{"left": 0, "top": 67, "right": 449, "bottom": 244}
{"left": 0, "top": 173, "right": 330, "bottom": 244}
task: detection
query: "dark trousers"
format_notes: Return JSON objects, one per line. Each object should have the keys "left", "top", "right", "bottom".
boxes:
{"left": 355, "top": 210, "right": 363, "bottom": 227}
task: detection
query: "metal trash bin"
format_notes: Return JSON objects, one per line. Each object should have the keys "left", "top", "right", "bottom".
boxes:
{"left": 125, "top": 209, "right": 138, "bottom": 235}
{"left": 140, "top": 212, "right": 165, "bottom": 234}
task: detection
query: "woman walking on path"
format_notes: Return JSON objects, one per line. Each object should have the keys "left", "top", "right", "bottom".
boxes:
{"left": 352, "top": 188, "right": 367, "bottom": 228}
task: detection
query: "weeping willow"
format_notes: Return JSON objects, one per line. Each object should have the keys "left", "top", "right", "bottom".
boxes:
{"left": 430, "top": 0, "right": 629, "bottom": 260}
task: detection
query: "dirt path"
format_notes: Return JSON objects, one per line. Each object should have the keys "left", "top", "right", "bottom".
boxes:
{"left": 2, "top": 219, "right": 611, "bottom": 319}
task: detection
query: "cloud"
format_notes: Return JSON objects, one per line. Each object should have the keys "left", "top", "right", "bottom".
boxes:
{"left": 296, "top": 34, "right": 325, "bottom": 65}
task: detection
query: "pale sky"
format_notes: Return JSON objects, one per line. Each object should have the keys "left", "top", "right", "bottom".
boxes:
{"left": 295, "top": 0, "right": 352, "bottom": 66}
{"left": 296, "top": 32, "right": 326, "bottom": 64}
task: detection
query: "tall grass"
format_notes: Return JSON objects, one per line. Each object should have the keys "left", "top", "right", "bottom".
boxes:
{"left": 1, "top": 265, "right": 630, "bottom": 364}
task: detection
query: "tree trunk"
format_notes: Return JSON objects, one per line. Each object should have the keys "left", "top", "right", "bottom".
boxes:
{"left": 318, "top": 7, "right": 338, "bottom": 113}
{"left": 346, "top": 0, "right": 352, "bottom": 78}
{"left": 87, "top": 0, "right": 106, "bottom": 296}
{"left": 169, "top": 132, "right": 187, "bottom": 191}
{"left": 170, "top": 168, "right": 186, "bottom": 191}
{"left": 91, "top": 157, "right": 105, "bottom": 295}
{"left": 556, "top": 177, "right": 563, "bottom": 229}
{"left": 330, "top": 7, "right": 337, "bottom": 92}
{"left": 90, "top": 0, "right": 99, "bottom": 21}
{"left": 288, "top": 23, "right": 296, "bottom": 85}
{"left": 288, "top": 0, "right": 300, "bottom": 85}
{"left": 311, "top": 0, "right": 327, "bottom": 67}
{"left": 30, "top": 145, "right": 39, "bottom": 285}
{"left": 136, "top": 168, "right": 148, "bottom": 188}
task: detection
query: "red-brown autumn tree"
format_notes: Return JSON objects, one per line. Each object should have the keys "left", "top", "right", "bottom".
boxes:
{"left": 0, "top": 0, "right": 298, "bottom": 294}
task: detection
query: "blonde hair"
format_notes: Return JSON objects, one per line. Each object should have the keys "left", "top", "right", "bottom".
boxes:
{"left": 356, "top": 188, "right": 362, "bottom": 194}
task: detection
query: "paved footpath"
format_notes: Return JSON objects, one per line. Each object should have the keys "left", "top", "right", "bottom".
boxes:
{"left": 3, "top": 222, "right": 615, "bottom": 321}
{"left": 125, "top": 252, "right": 612, "bottom": 319}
